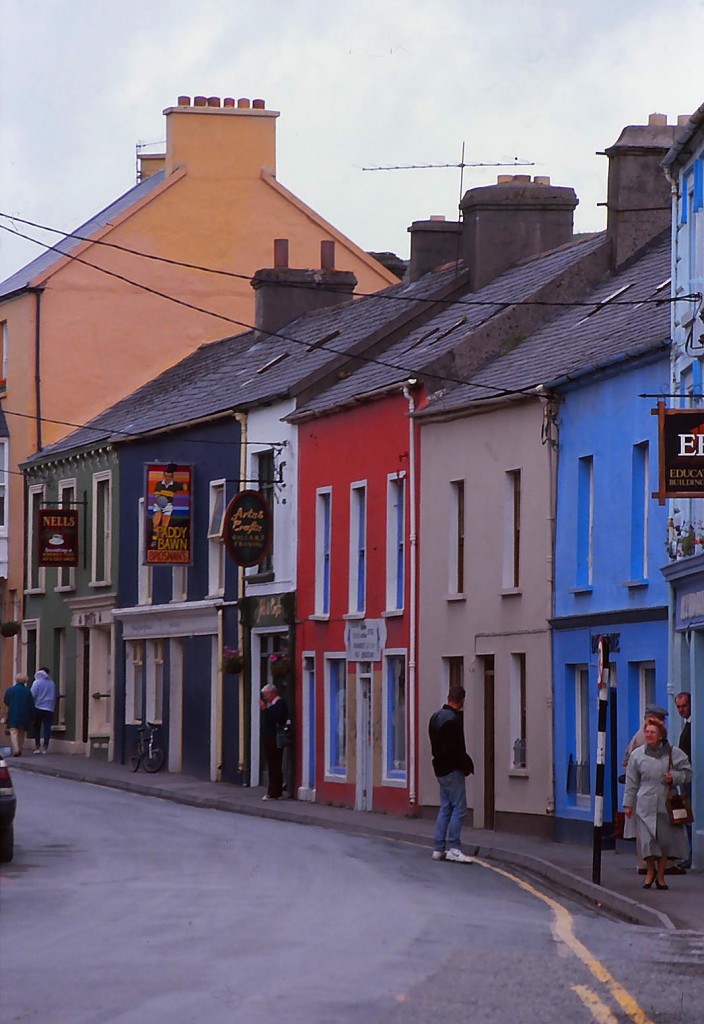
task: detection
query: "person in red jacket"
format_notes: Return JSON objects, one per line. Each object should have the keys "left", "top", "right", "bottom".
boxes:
{"left": 429, "top": 685, "right": 475, "bottom": 863}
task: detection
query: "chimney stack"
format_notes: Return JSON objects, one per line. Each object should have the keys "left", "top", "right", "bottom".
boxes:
{"left": 460, "top": 176, "right": 578, "bottom": 291}
{"left": 407, "top": 216, "right": 462, "bottom": 281}
{"left": 251, "top": 240, "right": 357, "bottom": 338}
{"left": 605, "top": 113, "right": 679, "bottom": 270}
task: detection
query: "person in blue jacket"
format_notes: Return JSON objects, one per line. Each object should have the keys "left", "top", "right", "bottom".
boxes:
{"left": 2, "top": 674, "right": 34, "bottom": 756}
{"left": 30, "top": 668, "right": 56, "bottom": 754}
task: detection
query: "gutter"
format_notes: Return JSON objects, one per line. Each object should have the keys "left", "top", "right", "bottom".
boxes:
{"left": 403, "top": 384, "right": 419, "bottom": 805}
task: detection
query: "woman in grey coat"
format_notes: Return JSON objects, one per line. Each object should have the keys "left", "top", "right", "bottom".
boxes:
{"left": 624, "top": 718, "right": 692, "bottom": 890}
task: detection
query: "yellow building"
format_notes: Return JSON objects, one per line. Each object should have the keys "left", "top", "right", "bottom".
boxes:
{"left": 0, "top": 94, "right": 397, "bottom": 675}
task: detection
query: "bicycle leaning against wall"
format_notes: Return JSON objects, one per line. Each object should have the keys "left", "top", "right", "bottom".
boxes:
{"left": 129, "top": 722, "right": 165, "bottom": 773}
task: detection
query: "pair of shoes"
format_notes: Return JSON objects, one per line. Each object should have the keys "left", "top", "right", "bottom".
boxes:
{"left": 431, "top": 851, "right": 446, "bottom": 861}
{"left": 664, "top": 865, "right": 686, "bottom": 875}
{"left": 445, "top": 848, "right": 474, "bottom": 864}
{"left": 33, "top": 748, "right": 42, "bottom": 755}
{"left": 643, "top": 878, "right": 655, "bottom": 889}
{"left": 655, "top": 881, "right": 669, "bottom": 891}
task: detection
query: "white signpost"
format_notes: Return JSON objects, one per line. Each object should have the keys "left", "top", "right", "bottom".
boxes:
{"left": 344, "top": 619, "right": 387, "bottom": 663}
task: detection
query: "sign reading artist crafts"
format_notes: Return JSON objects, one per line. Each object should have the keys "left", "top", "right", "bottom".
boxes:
{"left": 653, "top": 402, "right": 704, "bottom": 504}
{"left": 144, "top": 463, "right": 192, "bottom": 565}
{"left": 222, "top": 490, "right": 272, "bottom": 567}
{"left": 37, "top": 509, "right": 79, "bottom": 567}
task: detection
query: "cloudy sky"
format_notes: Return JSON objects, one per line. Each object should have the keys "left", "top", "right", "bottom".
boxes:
{"left": 1, "top": 0, "right": 703, "bottom": 281}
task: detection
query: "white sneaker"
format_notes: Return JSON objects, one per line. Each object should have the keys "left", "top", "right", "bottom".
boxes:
{"left": 33, "top": 748, "right": 42, "bottom": 755}
{"left": 445, "top": 848, "right": 474, "bottom": 864}
{"left": 431, "top": 850, "right": 446, "bottom": 860}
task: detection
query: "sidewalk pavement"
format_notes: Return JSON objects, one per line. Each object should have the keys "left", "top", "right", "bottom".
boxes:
{"left": 6, "top": 750, "right": 702, "bottom": 932}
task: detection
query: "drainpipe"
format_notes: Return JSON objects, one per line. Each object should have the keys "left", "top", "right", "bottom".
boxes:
{"left": 234, "top": 412, "right": 247, "bottom": 775}
{"left": 30, "top": 288, "right": 44, "bottom": 451}
{"left": 536, "top": 385, "right": 558, "bottom": 815}
{"left": 403, "top": 384, "right": 419, "bottom": 805}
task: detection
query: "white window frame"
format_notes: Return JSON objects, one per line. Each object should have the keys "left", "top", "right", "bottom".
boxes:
{"left": 385, "top": 473, "right": 405, "bottom": 612}
{"left": 502, "top": 469, "right": 521, "bottom": 591}
{"left": 509, "top": 652, "right": 527, "bottom": 771}
{"left": 125, "top": 640, "right": 145, "bottom": 725}
{"left": 171, "top": 566, "right": 188, "bottom": 603}
{"left": 0, "top": 319, "right": 7, "bottom": 391}
{"left": 314, "top": 487, "right": 332, "bottom": 617}
{"left": 0, "top": 438, "right": 8, "bottom": 537}
{"left": 299, "top": 652, "right": 316, "bottom": 799}
{"left": 348, "top": 481, "right": 367, "bottom": 615}
{"left": 55, "top": 478, "right": 77, "bottom": 592}
{"left": 137, "top": 498, "right": 152, "bottom": 606}
{"left": 448, "top": 479, "right": 466, "bottom": 597}
{"left": 324, "top": 654, "right": 347, "bottom": 781}
{"left": 26, "top": 483, "right": 46, "bottom": 593}
{"left": 90, "top": 471, "right": 112, "bottom": 587}
{"left": 146, "top": 639, "right": 164, "bottom": 724}
{"left": 54, "top": 627, "right": 67, "bottom": 728}
{"left": 638, "top": 662, "right": 656, "bottom": 721}
{"left": 382, "top": 650, "right": 407, "bottom": 785}
{"left": 574, "top": 665, "right": 590, "bottom": 805}
{"left": 207, "top": 480, "right": 226, "bottom": 597}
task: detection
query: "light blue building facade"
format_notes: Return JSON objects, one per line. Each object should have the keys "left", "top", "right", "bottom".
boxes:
{"left": 552, "top": 354, "right": 671, "bottom": 842}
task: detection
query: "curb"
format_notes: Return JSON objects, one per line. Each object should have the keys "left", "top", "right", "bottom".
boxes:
{"left": 10, "top": 759, "right": 675, "bottom": 931}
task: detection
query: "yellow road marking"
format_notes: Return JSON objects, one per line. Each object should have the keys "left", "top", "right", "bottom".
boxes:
{"left": 474, "top": 858, "right": 655, "bottom": 1024}
{"left": 571, "top": 984, "right": 619, "bottom": 1024}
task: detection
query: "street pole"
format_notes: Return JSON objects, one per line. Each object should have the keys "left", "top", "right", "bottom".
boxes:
{"left": 592, "top": 635, "right": 610, "bottom": 885}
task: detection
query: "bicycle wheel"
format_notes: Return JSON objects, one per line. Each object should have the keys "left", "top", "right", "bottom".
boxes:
{"left": 129, "top": 746, "right": 142, "bottom": 772}
{"left": 144, "top": 746, "right": 165, "bottom": 773}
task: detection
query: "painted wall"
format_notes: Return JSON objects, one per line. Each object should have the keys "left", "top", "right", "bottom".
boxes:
{"left": 418, "top": 399, "right": 554, "bottom": 834}
{"left": 296, "top": 393, "right": 416, "bottom": 813}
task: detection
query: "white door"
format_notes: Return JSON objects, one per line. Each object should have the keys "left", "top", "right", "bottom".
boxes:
{"left": 355, "top": 663, "right": 373, "bottom": 811}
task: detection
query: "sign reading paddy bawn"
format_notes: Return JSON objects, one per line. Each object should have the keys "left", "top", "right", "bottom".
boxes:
{"left": 144, "top": 463, "right": 192, "bottom": 565}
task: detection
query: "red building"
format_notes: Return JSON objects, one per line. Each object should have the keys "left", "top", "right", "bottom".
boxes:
{"left": 294, "top": 391, "right": 422, "bottom": 814}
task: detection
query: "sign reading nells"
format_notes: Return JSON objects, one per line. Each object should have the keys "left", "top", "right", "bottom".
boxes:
{"left": 145, "top": 463, "right": 192, "bottom": 565}
{"left": 653, "top": 402, "right": 704, "bottom": 503}
{"left": 38, "top": 509, "right": 79, "bottom": 567}
{"left": 222, "top": 490, "right": 272, "bottom": 567}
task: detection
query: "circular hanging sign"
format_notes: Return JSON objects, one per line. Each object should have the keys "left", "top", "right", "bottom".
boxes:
{"left": 222, "top": 490, "right": 273, "bottom": 567}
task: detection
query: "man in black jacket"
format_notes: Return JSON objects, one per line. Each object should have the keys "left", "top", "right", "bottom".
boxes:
{"left": 675, "top": 691, "right": 692, "bottom": 869}
{"left": 260, "top": 683, "right": 290, "bottom": 800}
{"left": 429, "top": 685, "right": 475, "bottom": 863}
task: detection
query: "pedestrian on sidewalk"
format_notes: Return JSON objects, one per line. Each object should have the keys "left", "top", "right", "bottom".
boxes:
{"left": 675, "top": 691, "right": 692, "bottom": 869}
{"left": 2, "top": 674, "right": 34, "bottom": 756}
{"left": 30, "top": 668, "right": 56, "bottom": 754}
{"left": 260, "top": 683, "right": 289, "bottom": 800}
{"left": 623, "top": 718, "right": 692, "bottom": 891}
{"left": 429, "top": 685, "right": 475, "bottom": 864}
{"left": 621, "top": 703, "right": 668, "bottom": 874}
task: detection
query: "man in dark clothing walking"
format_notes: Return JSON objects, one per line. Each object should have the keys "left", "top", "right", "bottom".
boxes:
{"left": 260, "top": 683, "right": 290, "bottom": 800}
{"left": 429, "top": 685, "right": 475, "bottom": 863}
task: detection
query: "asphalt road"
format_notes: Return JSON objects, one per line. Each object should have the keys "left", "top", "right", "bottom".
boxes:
{"left": 1, "top": 773, "right": 702, "bottom": 1024}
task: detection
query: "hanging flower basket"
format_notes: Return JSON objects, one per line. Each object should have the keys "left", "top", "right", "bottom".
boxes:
{"left": 269, "top": 652, "right": 291, "bottom": 679}
{"left": 0, "top": 621, "right": 21, "bottom": 638}
{"left": 221, "top": 648, "right": 244, "bottom": 674}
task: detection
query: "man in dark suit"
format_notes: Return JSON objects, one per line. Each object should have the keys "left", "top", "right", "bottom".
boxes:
{"left": 675, "top": 691, "right": 692, "bottom": 869}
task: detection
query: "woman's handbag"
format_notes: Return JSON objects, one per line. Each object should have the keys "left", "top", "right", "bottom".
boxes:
{"left": 666, "top": 751, "right": 694, "bottom": 826}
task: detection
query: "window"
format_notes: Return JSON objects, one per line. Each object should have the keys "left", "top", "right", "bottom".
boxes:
{"left": 449, "top": 480, "right": 465, "bottom": 595}
{"left": 383, "top": 653, "right": 407, "bottom": 782}
{"left": 26, "top": 484, "right": 46, "bottom": 592}
{"left": 444, "top": 656, "right": 464, "bottom": 692}
{"left": 146, "top": 640, "right": 164, "bottom": 724}
{"left": 386, "top": 475, "right": 405, "bottom": 611}
{"left": 171, "top": 566, "right": 188, "bottom": 602}
{"left": 208, "top": 481, "right": 226, "bottom": 596}
{"left": 503, "top": 470, "right": 521, "bottom": 589}
{"left": 0, "top": 320, "right": 7, "bottom": 393}
{"left": 348, "top": 483, "right": 366, "bottom": 614}
{"left": 91, "top": 472, "right": 111, "bottom": 586}
{"left": 56, "top": 480, "right": 76, "bottom": 591}
{"left": 302, "top": 655, "right": 316, "bottom": 793}
{"left": 0, "top": 439, "right": 7, "bottom": 531}
{"left": 510, "top": 653, "right": 527, "bottom": 769}
{"left": 629, "top": 443, "right": 649, "bottom": 581}
{"left": 53, "top": 627, "right": 67, "bottom": 728}
{"left": 254, "top": 449, "right": 275, "bottom": 574}
{"left": 137, "top": 498, "right": 152, "bottom": 605}
{"left": 326, "top": 657, "right": 347, "bottom": 778}
{"left": 314, "top": 488, "right": 332, "bottom": 616}
{"left": 125, "top": 641, "right": 145, "bottom": 724}
{"left": 568, "top": 666, "right": 590, "bottom": 801}
{"left": 576, "top": 457, "right": 593, "bottom": 588}
{"left": 638, "top": 662, "right": 656, "bottom": 721}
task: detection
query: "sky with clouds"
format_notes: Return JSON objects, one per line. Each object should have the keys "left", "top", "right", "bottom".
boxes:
{"left": 1, "top": 0, "right": 703, "bottom": 281}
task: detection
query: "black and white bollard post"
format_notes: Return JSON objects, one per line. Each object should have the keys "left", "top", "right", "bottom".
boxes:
{"left": 592, "top": 635, "right": 610, "bottom": 885}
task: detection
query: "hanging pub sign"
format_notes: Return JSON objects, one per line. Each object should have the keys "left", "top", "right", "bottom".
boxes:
{"left": 144, "top": 463, "right": 192, "bottom": 565}
{"left": 653, "top": 401, "right": 704, "bottom": 504}
{"left": 222, "top": 490, "right": 272, "bottom": 567}
{"left": 37, "top": 508, "right": 79, "bottom": 567}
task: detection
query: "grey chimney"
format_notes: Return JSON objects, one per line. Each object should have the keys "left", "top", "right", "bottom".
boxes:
{"left": 252, "top": 240, "right": 357, "bottom": 337}
{"left": 460, "top": 175, "right": 578, "bottom": 291}
{"left": 605, "top": 113, "right": 678, "bottom": 270}
{"left": 408, "top": 216, "right": 461, "bottom": 281}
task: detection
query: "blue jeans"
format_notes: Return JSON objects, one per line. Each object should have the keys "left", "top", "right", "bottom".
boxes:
{"left": 434, "top": 770, "right": 467, "bottom": 852}
{"left": 34, "top": 709, "right": 53, "bottom": 750}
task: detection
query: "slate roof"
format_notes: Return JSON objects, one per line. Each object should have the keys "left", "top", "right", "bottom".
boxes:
{"left": 418, "top": 231, "right": 671, "bottom": 417}
{"left": 0, "top": 172, "right": 166, "bottom": 301}
{"left": 23, "top": 259, "right": 469, "bottom": 465}
{"left": 291, "top": 232, "right": 608, "bottom": 418}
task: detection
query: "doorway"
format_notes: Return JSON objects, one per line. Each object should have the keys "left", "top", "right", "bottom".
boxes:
{"left": 250, "top": 629, "right": 289, "bottom": 789}
{"left": 355, "top": 662, "right": 373, "bottom": 811}
{"left": 482, "top": 655, "right": 496, "bottom": 829}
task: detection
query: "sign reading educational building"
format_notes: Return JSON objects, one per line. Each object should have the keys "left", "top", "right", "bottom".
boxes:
{"left": 653, "top": 402, "right": 704, "bottom": 503}
{"left": 144, "top": 463, "right": 192, "bottom": 565}
{"left": 222, "top": 490, "right": 272, "bottom": 567}
{"left": 37, "top": 509, "right": 79, "bottom": 567}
